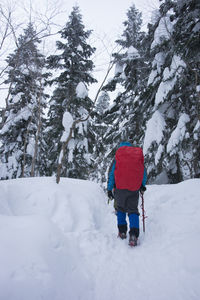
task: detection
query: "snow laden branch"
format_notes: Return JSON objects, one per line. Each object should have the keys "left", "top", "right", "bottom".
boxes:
{"left": 156, "top": 10, "right": 200, "bottom": 120}
{"left": 56, "top": 59, "right": 115, "bottom": 184}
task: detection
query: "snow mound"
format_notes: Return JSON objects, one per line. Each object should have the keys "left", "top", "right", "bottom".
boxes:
{"left": 0, "top": 215, "right": 89, "bottom": 300}
{"left": 0, "top": 177, "right": 106, "bottom": 232}
{"left": 0, "top": 177, "right": 200, "bottom": 300}
{"left": 0, "top": 177, "right": 108, "bottom": 300}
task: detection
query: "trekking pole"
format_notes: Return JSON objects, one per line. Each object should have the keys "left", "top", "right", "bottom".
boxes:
{"left": 140, "top": 192, "right": 147, "bottom": 233}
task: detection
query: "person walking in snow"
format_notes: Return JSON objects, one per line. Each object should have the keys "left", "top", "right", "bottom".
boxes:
{"left": 107, "top": 141, "right": 147, "bottom": 246}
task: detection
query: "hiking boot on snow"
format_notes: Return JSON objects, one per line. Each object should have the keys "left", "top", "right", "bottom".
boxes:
{"left": 129, "top": 235, "right": 138, "bottom": 247}
{"left": 118, "top": 232, "right": 127, "bottom": 239}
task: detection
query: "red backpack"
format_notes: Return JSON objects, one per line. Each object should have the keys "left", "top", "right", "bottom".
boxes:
{"left": 114, "top": 146, "right": 144, "bottom": 191}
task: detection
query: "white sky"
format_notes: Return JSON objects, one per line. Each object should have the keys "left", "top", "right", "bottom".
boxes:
{"left": 16, "top": 0, "right": 160, "bottom": 31}
{"left": 69, "top": 0, "right": 160, "bottom": 35}
{"left": 57, "top": 0, "right": 160, "bottom": 99}
{"left": 0, "top": 0, "right": 160, "bottom": 105}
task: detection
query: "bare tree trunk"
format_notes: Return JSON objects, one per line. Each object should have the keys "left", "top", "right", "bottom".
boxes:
{"left": 56, "top": 122, "right": 76, "bottom": 184}
{"left": 31, "top": 79, "right": 42, "bottom": 177}
{"left": 21, "top": 119, "right": 31, "bottom": 178}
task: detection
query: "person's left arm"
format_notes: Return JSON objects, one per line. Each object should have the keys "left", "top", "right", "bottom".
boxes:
{"left": 142, "top": 167, "right": 147, "bottom": 187}
{"left": 107, "top": 159, "right": 116, "bottom": 192}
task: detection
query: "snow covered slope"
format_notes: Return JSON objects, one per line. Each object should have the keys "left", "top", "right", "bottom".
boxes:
{"left": 0, "top": 177, "right": 200, "bottom": 300}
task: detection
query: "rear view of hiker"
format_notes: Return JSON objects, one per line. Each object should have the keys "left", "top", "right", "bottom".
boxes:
{"left": 107, "top": 141, "right": 147, "bottom": 246}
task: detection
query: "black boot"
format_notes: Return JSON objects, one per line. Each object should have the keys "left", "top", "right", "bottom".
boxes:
{"left": 129, "top": 235, "right": 138, "bottom": 246}
{"left": 118, "top": 224, "right": 127, "bottom": 239}
{"left": 129, "top": 227, "right": 139, "bottom": 238}
{"left": 129, "top": 227, "right": 139, "bottom": 246}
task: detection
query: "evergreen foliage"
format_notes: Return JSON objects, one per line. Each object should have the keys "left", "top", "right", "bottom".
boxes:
{"left": 0, "top": 23, "right": 48, "bottom": 179}
{"left": 0, "top": 1, "right": 199, "bottom": 185}
{"left": 89, "top": 91, "right": 110, "bottom": 183}
{"left": 96, "top": 91, "right": 110, "bottom": 114}
{"left": 99, "top": 4, "right": 148, "bottom": 185}
{"left": 143, "top": 0, "right": 200, "bottom": 183}
{"left": 46, "top": 6, "right": 96, "bottom": 179}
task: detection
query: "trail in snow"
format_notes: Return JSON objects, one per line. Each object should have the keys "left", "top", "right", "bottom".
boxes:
{"left": 78, "top": 179, "right": 200, "bottom": 300}
{"left": 0, "top": 177, "right": 200, "bottom": 300}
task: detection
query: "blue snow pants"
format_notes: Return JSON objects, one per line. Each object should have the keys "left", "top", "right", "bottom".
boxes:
{"left": 114, "top": 188, "right": 140, "bottom": 237}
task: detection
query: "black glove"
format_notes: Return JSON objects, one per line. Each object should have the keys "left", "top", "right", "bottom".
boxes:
{"left": 140, "top": 185, "right": 146, "bottom": 194}
{"left": 107, "top": 190, "right": 114, "bottom": 200}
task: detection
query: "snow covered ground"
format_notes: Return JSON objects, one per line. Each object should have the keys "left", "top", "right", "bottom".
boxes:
{"left": 0, "top": 177, "right": 200, "bottom": 300}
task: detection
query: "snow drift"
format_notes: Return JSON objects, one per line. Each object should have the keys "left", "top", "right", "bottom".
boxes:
{"left": 0, "top": 177, "right": 106, "bottom": 300}
{"left": 0, "top": 177, "right": 200, "bottom": 300}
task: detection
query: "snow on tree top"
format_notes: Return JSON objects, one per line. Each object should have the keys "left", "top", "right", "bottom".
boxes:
{"left": 151, "top": 12, "right": 175, "bottom": 50}
{"left": 143, "top": 110, "right": 166, "bottom": 155}
{"left": 1, "top": 108, "right": 32, "bottom": 135}
{"left": 61, "top": 111, "right": 74, "bottom": 142}
{"left": 127, "top": 46, "right": 140, "bottom": 60}
{"left": 62, "top": 111, "right": 73, "bottom": 129}
{"left": 194, "top": 120, "right": 200, "bottom": 132}
{"left": 148, "top": 52, "right": 165, "bottom": 85}
{"left": 150, "top": 9, "right": 160, "bottom": 25}
{"left": 155, "top": 55, "right": 186, "bottom": 106}
{"left": 167, "top": 113, "right": 190, "bottom": 155}
{"left": 77, "top": 45, "right": 83, "bottom": 52}
{"left": 114, "top": 62, "right": 124, "bottom": 76}
{"left": 76, "top": 82, "right": 88, "bottom": 98}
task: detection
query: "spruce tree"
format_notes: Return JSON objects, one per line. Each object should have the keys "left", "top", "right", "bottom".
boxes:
{"left": 0, "top": 23, "right": 48, "bottom": 179}
{"left": 96, "top": 91, "right": 110, "bottom": 114}
{"left": 98, "top": 4, "right": 147, "bottom": 185}
{"left": 170, "top": 0, "right": 200, "bottom": 180}
{"left": 143, "top": 0, "right": 200, "bottom": 183}
{"left": 88, "top": 91, "right": 110, "bottom": 183}
{"left": 103, "top": 4, "right": 147, "bottom": 145}
{"left": 46, "top": 6, "right": 96, "bottom": 179}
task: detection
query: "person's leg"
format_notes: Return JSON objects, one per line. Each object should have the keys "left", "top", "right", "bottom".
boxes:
{"left": 127, "top": 190, "right": 140, "bottom": 239}
{"left": 114, "top": 189, "right": 128, "bottom": 237}
{"left": 117, "top": 210, "right": 127, "bottom": 235}
{"left": 129, "top": 214, "right": 139, "bottom": 238}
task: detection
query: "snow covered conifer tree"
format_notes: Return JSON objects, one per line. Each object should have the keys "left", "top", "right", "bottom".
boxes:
{"left": 143, "top": 0, "right": 200, "bottom": 183}
{"left": 46, "top": 6, "right": 96, "bottom": 179}
{"left": 143, "top": 0, "right": 184, "bottom": 183}
{"left": 96, "top": 91, "right": 110, "bottom": 115}
{"left": 0, "top": 23, "right": 48, "bottom": 179}
{"left": 102, "top": 4, "right": 148, "bottom": 146}
{"left": 104, "top": 5, "right": 144, "bottom": 124}
{"left": 172, "top": 0, "right": 200, "bottom": 179}
{"left": 98, "top": 4, "right": 147, "bottom": 185}
{"left": 88, "top": 91, "right": 111, "bottom": 183}
{"left": 104, "top": 4, "right": 145, "bottom": 94}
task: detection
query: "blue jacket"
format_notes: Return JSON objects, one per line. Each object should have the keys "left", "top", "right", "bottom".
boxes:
{"left": 107, "top": 142, "right": 147, "bottom": 191}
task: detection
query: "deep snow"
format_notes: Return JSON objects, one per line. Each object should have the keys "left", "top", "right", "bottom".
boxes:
{"left": 0, "top": 177, "right": 200, "bottom": 300}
